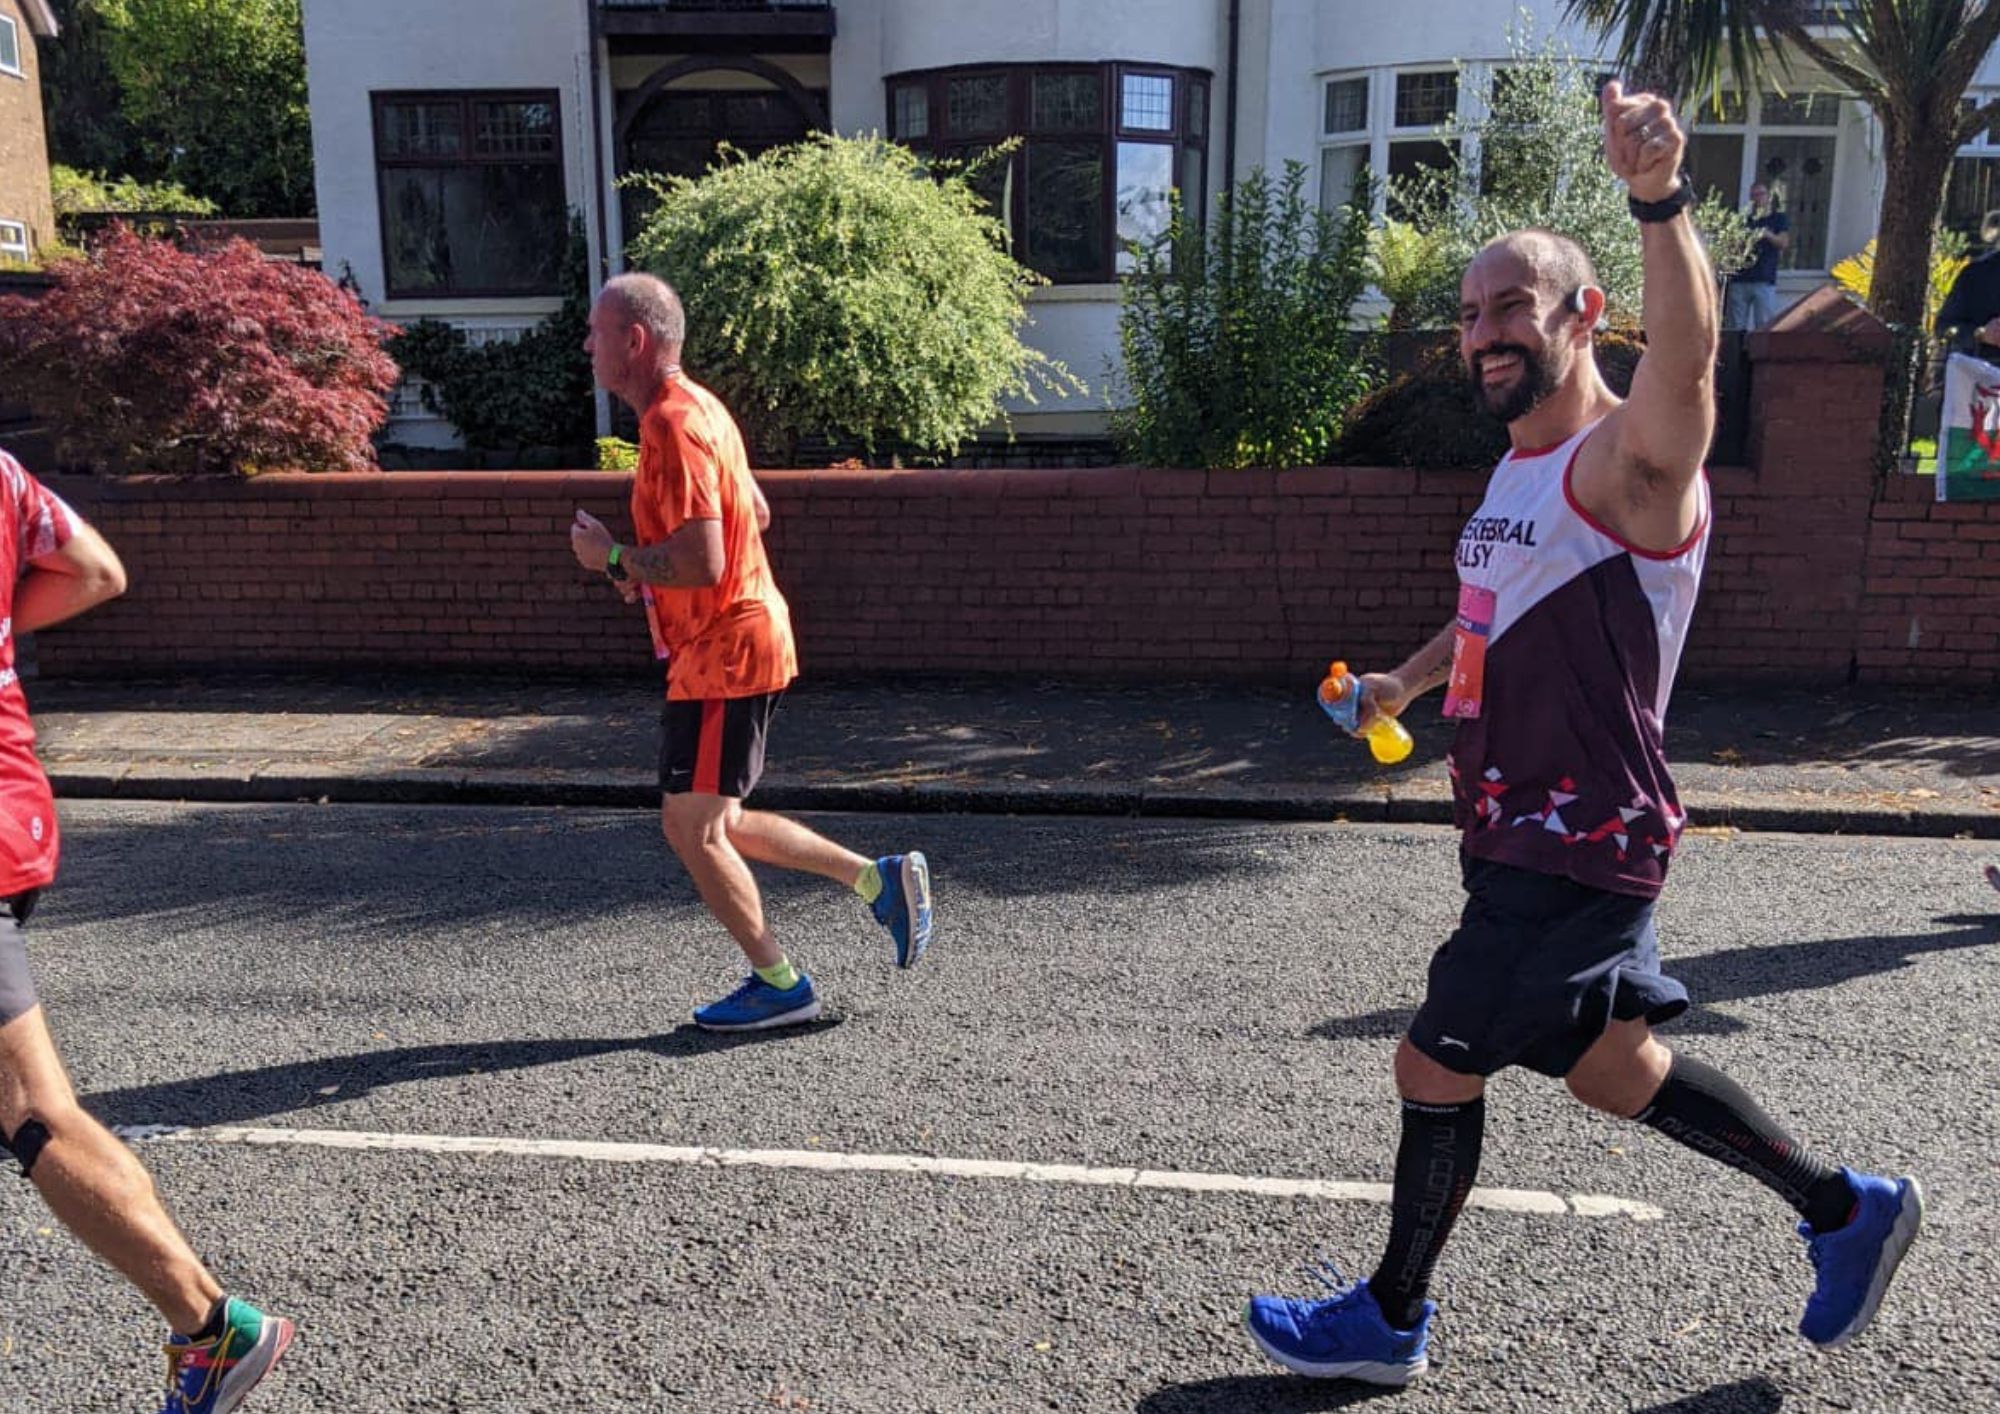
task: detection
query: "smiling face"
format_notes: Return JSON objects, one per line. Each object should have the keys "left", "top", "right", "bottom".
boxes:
{"left": 1458, "top": 240, "right": 1584, "bottom": 427}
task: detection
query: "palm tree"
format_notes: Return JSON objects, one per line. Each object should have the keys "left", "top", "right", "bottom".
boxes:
{"left": 1564, "top": 1, "right": 2000, "bottom": 330}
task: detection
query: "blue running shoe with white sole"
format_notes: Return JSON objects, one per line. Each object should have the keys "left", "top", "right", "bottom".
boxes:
{"left": 871, "top": 852, "right": 933, "bottom": 968}
{"left": 692, "top": 973, "right": 821, "bottom": 1031}
{"left": 160, "top": 1298, "right": 294, "bottom": 1414}
{"left": 1245, "top": 1263, "right": 1433, "bottom": 1386}
{"left": 1799, "top": 1169, "right": 1923, "bottom": 1349}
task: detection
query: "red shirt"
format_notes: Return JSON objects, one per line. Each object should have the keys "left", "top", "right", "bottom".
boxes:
{"left": 0, "top": 453, "right": 78, "bottom": 896}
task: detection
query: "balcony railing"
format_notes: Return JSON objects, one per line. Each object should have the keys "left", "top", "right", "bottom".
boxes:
{"left": 597, "top": 0, "right": 835, "bottom": 47}
{"left": 599, "top": 2, "right": 831, "bottom": 11}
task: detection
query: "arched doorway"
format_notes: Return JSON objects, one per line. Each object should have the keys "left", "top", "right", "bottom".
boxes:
{"left": 615, "top": 56, "right": 828, "bottom": 244}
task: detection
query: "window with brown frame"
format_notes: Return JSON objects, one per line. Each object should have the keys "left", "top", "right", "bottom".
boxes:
{"left": 372, "top": 90, "right": 568, "bottom": 299}
{"left": 887, "top": 62, "right": 1210, "bottom": 284}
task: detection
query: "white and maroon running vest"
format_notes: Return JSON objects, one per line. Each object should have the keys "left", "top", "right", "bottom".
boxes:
{"left": 1442, "top": 419, "right": 1710, "bottom": 899}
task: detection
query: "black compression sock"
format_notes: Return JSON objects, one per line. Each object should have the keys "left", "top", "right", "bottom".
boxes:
{"left": 1369, "top": 1097, "right": 1485, "bottom": 1329}
{"left": 1636, "top": 1052, "right": 1855, "bottom": 1233}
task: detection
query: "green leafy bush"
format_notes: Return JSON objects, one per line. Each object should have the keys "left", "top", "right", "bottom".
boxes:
{"left": 1388, "top": 28, "right": 1752, "bottom": 329}
{"left": 1115, "top": 162, "right": 1378, "bottom": 468}
{"left": 51, "top": 165, "right": 219, "bottom": 218}
{"left": 597, "top": 437, "right": 639, "bottom": 471}
{"left": 389, "top": 216, "right": 594, "bottom": 459}
{"left": 625, "top": 134, "right": 1077, "bottom": 462}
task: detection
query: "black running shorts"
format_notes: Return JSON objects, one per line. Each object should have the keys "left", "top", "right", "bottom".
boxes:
{"left": 659, "top": 692, "right": 782, "bottom": 799}
{"left": 1406, "top": 856, "right": 1689, "bottom": 1079}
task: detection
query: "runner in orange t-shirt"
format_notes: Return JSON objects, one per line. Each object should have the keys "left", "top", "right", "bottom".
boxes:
{"left": 571, "top": 273, "right": 934, "bottom": 1031}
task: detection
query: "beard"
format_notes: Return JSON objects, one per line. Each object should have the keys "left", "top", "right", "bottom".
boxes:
{"left": 1467, "top": 342, "right": 1562, "bottom": 424}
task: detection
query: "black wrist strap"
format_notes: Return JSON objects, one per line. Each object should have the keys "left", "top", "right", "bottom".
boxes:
{"left": 1629, "top": 181, "right": 1694, "bottom": 223}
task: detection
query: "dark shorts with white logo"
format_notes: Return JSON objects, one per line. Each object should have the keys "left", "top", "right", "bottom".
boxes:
{"left": 1407, "top": 856, "right": 1689, "bottom": 1078}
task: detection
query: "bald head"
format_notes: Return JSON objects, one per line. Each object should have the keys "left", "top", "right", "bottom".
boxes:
{"left": 1469, "top": 229, "right": 1599, "bottom": 307}
{"left": 588, "top": 273, "right": 689, "bottom": 412}
{"left": 599, "top": 272, "right": 686, "bottom": 348}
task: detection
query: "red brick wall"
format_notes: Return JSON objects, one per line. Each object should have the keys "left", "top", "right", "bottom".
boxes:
{"left": 1858, "top": 475, "right": 2000, "bottom": 682}
{"left": 29, "top": 335, "right": 2000, "bottom": 686}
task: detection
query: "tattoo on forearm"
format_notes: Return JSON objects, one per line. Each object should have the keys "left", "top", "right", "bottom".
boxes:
{"left": 624, "top": 542, "right": 680, "bottom": 586}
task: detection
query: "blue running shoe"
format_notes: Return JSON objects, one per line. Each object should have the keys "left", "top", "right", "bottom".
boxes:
{"left": 160, "top": 1298, "right": 294, "bottom": 1414}
{"left": 1799, "top": 1169, "right": 1923, "bottom": 1349}
{"left": 692, "top": 973, "right": 821, "bottom": 1032}
{"left": 1245, "top": 1262, "right": 1433, "bottom": 1386}
{"left": 870, "top": 852, "right": 933, "bottom": 968}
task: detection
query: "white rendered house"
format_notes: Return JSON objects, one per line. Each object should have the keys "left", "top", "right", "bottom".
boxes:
{"left": 300, "top": 1, "right": 2000, "bottom": 448}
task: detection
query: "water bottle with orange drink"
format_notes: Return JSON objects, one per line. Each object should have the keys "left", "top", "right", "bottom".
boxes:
{"left": 1316, "top": 660, "right": 1414, "bottom": 765}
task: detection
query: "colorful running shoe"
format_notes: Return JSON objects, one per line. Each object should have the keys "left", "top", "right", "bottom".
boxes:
{"left": 160, "top": 1298, "right": 294, "bottom": 1414}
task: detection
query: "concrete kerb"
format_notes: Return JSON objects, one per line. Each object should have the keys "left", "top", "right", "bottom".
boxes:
{"left": 39, "top": 761, "right": 2000, "bottom": 838}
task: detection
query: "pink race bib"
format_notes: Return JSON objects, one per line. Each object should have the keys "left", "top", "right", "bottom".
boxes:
{"left": 1443, "top": 583, "right": 1496, "bottom": 720}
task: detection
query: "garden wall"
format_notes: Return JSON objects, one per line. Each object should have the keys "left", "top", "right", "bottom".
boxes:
{"left": 31, "top": 326, "right": 2000, "bottom": 687}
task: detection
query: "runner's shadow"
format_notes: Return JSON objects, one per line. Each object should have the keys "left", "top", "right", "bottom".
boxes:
{"left": 1310, "top": 917, "right": 2000, "bottom": 1044}
{"left": 1630, "top": 1376, "right": 1784, "bottom": 1412}
{"left": 81, "top": 1021, "right": 842, "bottom": 1130}
{"left": 1135, "top": 1376, "right": 1402, "bottom": 1412}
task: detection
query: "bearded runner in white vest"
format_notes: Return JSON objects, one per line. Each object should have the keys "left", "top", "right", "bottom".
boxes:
{"left": 1243, "top": 81, "right": 1923, "bottom": 1387}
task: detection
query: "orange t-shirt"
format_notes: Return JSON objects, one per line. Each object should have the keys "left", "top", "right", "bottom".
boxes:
{"left": 631, "top": 375, "right": 797, "bottom": 701}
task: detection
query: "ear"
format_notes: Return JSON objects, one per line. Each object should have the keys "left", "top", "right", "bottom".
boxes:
{"left": 1571, "top": 285, "right": 1608, "bottom": 333}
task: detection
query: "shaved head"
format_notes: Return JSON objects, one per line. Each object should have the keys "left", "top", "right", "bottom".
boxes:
{"left": 599, "top": 272, "right": 686, "bottom": 348}
{"left": 1469, "top": 229, "right": 1599, "bottom": 307}
{"left": 587, "top": 272, "right": 687, "bottom": 412}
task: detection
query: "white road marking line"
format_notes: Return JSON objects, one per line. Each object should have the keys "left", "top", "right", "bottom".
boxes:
{"left": 114, "top": 1123, "right": 1665, "bottom": 1222}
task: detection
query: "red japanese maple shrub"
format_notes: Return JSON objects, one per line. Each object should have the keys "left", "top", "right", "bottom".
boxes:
{"left": 0, "top": 225, "right": 401, "bottom": 474}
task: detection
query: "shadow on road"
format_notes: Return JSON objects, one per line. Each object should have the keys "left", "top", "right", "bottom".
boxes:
{"left": 1631, "top": 1376, "right": 1786, "bottom": 1413}
{"left": 1134, "top": 1374, "right": 1403, "bottom": 1413}
{"left": 82, "top": 1021, "right": 841, "bottom": 1129}
{"left": 1311, "top": 916, "right": 2000, "bottom": 1045}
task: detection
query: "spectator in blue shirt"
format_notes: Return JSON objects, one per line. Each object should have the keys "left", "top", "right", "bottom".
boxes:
{"left": 1724, "top": 184, "right": 1791, "bottom": 330}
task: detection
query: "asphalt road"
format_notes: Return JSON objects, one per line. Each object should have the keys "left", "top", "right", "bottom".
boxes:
{"left": 1, "top": 803, "right": 1995, "bottom": 1412}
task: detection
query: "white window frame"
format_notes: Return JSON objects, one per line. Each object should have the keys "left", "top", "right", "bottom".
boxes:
{"left": 1690, "top": 90, "right": 1846, "bottom": 274}
{"left": 1317, "top": 71, "right": 1371, "bottom": 212}
{"left": 0, "top": 220, "right": 28, "bottom": 264}
{"left": 1317, "top": 64, "right": 1479, "bottom": 217}
{"left": 1946, "top": 90, "right": 2000, "bottom": 244}
{"left": 0, "top": 14, "right": 22, "bottom": 79}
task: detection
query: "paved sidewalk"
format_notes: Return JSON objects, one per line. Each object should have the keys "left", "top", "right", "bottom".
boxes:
{"left": 21, "top": 674, "right": 2000, "bottom": 837}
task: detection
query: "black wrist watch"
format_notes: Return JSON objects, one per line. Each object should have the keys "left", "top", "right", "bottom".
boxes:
{"left": 605, "top": 543, "right": 630, "bottom": 583}
{"left": 1628, "top": 180, "right": 1694, "bottom": 224}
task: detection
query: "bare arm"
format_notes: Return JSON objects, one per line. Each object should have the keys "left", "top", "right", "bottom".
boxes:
{"left": 751, "top": 479, "right": 772, "bottom": 534}
{"left": 619, "top": 518, "right": 725, "bottom": 589}
{"left": 1574, "top": 83, "right": 1717, "bottom": 551}
{"left": 15, "top": 520, "right": 127, "bottom": 634}
{"left": 1356, "top": 618, "right": 1456, "bottom": 727}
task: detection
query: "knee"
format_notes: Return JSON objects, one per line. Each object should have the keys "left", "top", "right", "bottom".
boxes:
{"left": 1, "top": 1097, "right": 84, "bottom": 1180}
{"left": 1394, "top": 1038, "right": 1485, "bottom": 1105}
{"left": 1565, "top": 1047, "right": 1671, "bottom": 1117}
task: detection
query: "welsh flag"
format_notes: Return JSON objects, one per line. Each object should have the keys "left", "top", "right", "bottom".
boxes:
{"left": 1939, "top": 352, "right": 2000, "bottom": 500}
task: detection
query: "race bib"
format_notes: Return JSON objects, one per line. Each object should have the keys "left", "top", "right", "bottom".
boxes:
{"left": 1443, "top": 583, "right": 1496, "bottom": 720}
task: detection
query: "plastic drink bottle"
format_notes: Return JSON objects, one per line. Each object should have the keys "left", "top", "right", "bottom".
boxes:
{"left": 1317, "top": 660, "right": 1414, "bottom": 765}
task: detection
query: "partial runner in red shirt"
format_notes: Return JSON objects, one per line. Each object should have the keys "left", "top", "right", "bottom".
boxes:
{"left": 0, "top": 451, "right": 294, "bottom": 1414}
{"left": 570, "top": 273, "right": 934, "bottom": 1032}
